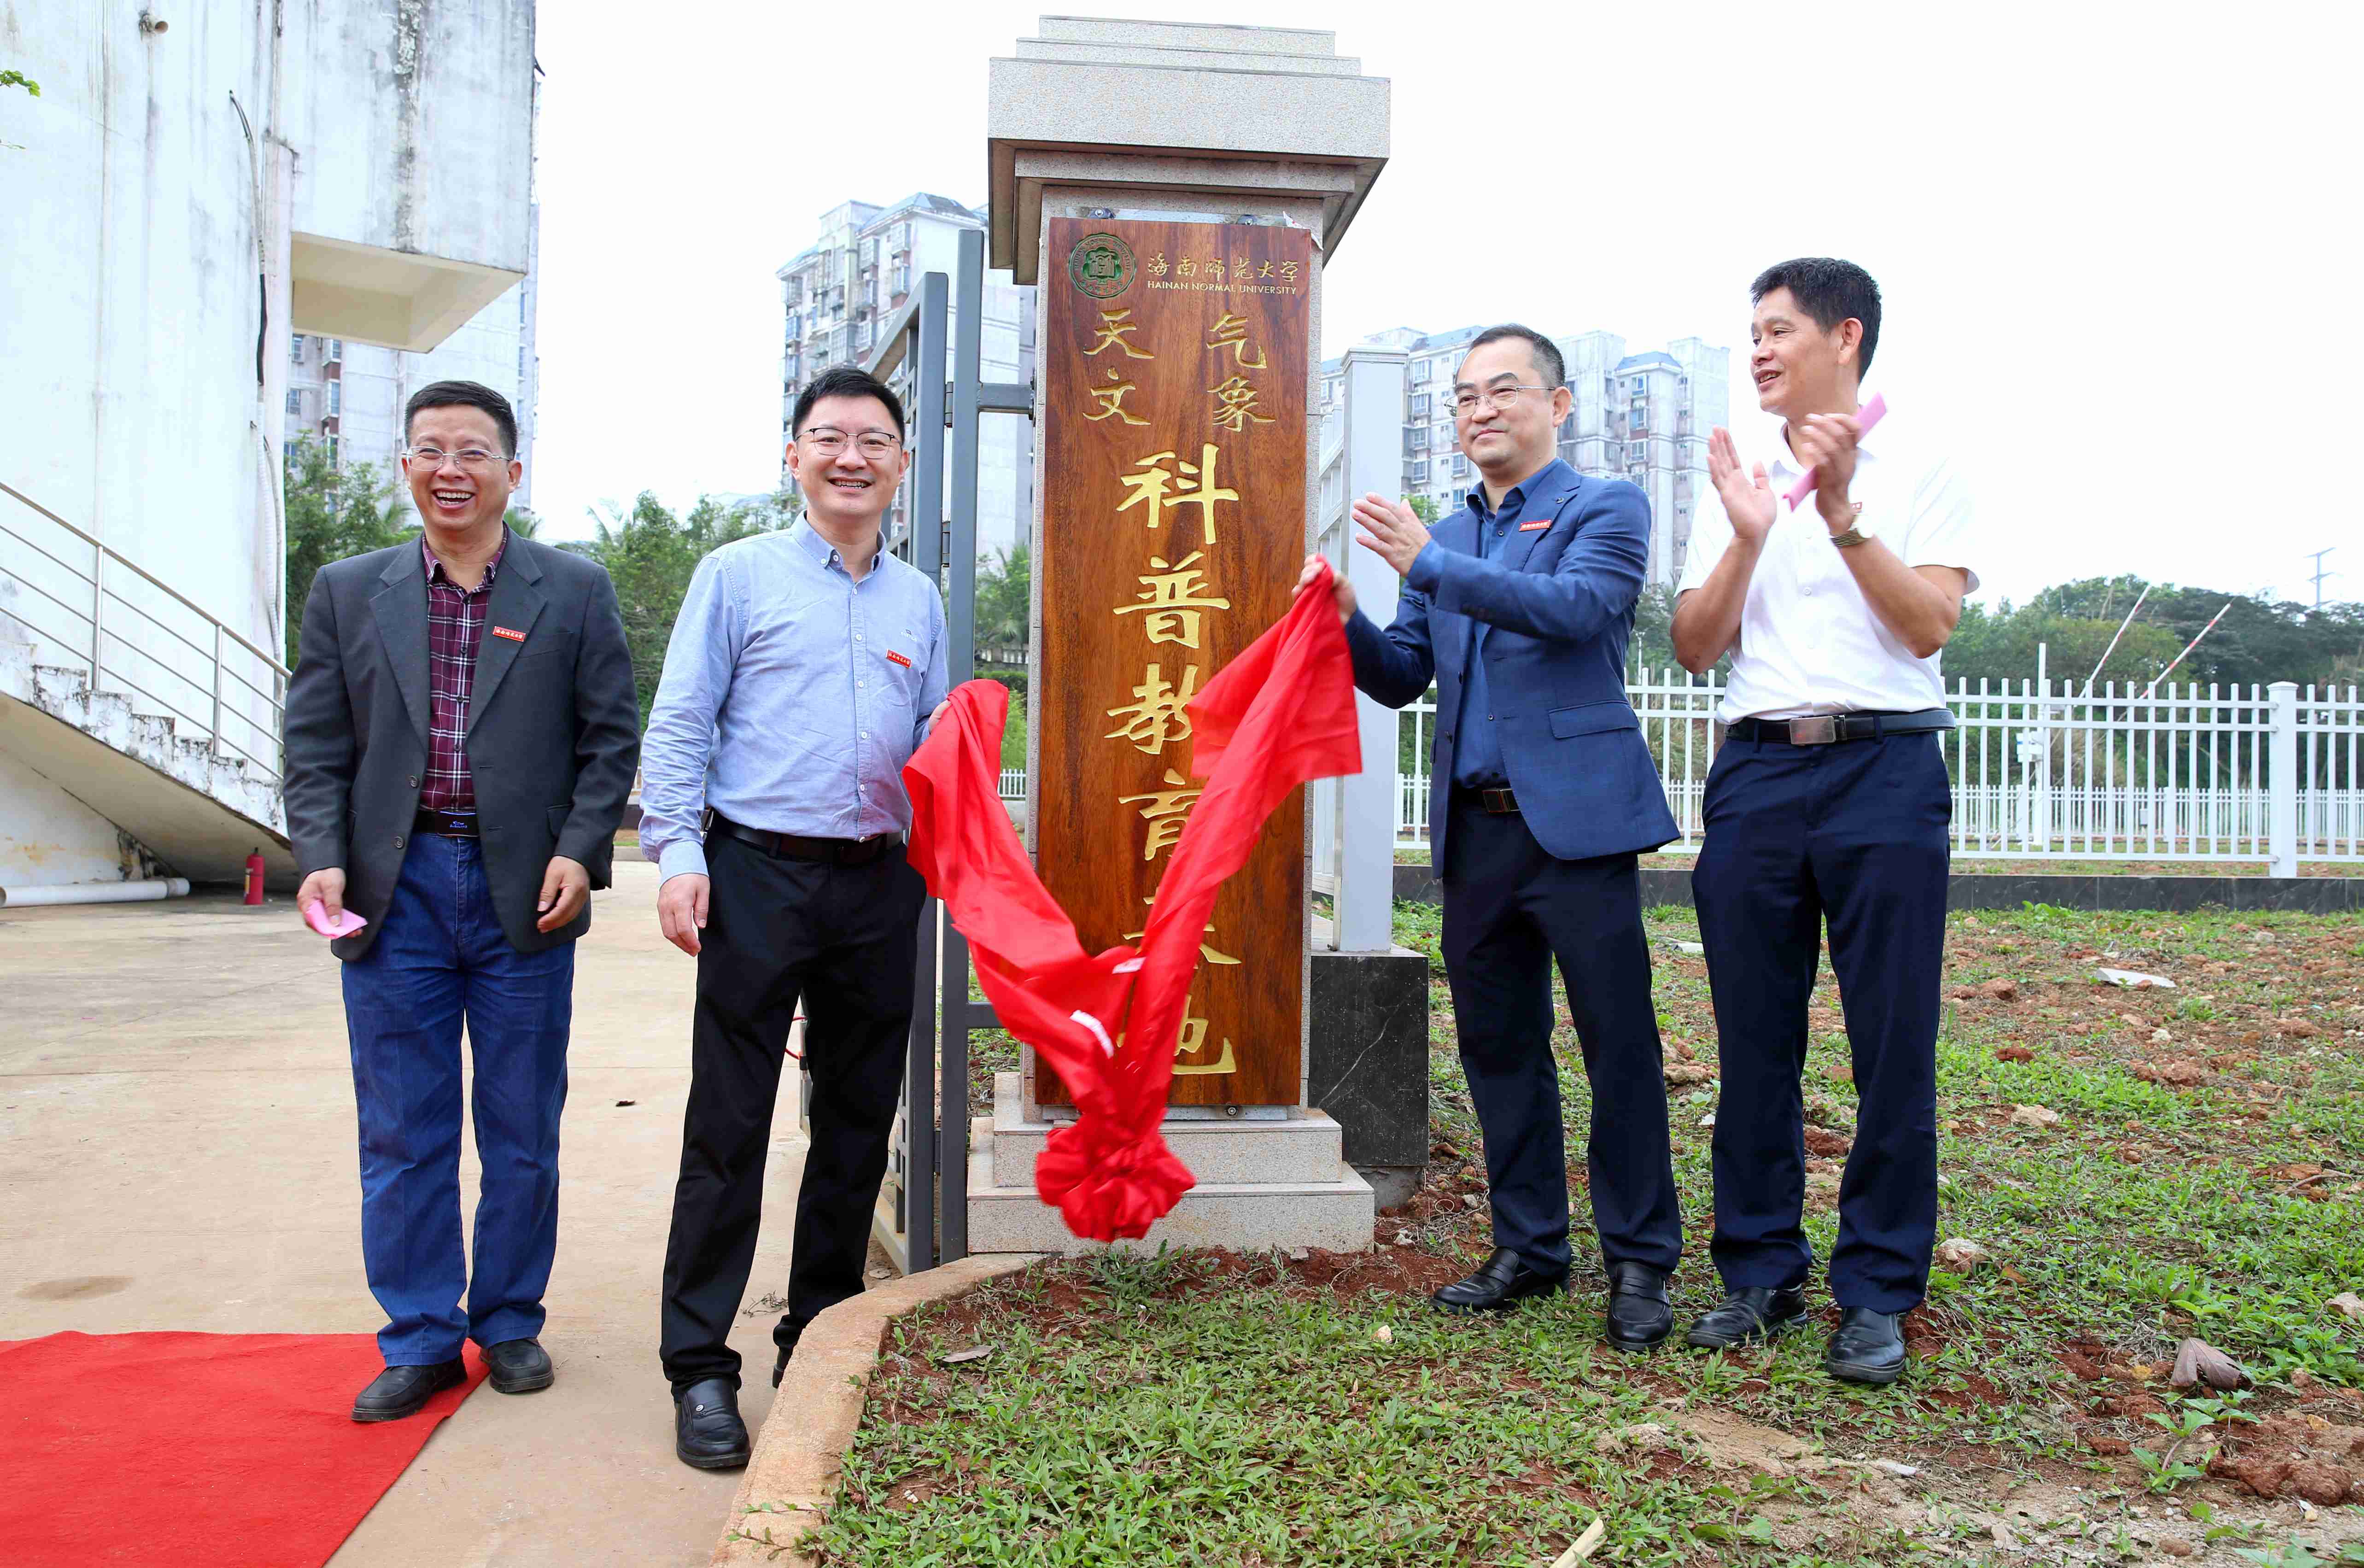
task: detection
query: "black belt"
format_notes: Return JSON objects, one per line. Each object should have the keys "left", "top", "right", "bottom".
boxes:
{"left": 1453, "top": 785, "right": 1521, "bottom": 815}
{"left": 708, "top": 813, "right": 900, "bottom": 866}
{"left": 414, "top": 807, "right": 480, "bottom": 837}
{"left": 1724, "top": 709, "right": 1955, "bottom": 746}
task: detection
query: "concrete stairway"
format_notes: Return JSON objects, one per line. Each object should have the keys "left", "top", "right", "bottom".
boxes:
{"left": 967, "top": 1071, "right": 1375, "bottom": 1255}
{"left": 0, "top": 642, "right": 297, "bottom": 888}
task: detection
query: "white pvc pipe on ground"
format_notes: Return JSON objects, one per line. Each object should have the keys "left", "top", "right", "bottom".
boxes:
{"left": 0, "top": 878, "right": 193, "bottom": 907}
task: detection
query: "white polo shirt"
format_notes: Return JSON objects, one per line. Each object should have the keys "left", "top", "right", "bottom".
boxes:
{"left": 1677, "top": 401, "right": 1977, "bottom": 722}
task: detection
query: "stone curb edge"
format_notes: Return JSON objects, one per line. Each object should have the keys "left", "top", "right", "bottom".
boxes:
{"left": 709, "top": 1253, "right": 1045, "bottom": 1566}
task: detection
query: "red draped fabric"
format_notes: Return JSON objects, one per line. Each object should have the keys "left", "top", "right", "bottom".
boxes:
{"left": 901, "top": 562, "right": 1362, "bottom": 1240}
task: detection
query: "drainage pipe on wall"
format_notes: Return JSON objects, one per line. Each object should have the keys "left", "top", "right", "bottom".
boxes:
{"left": 0, "top": 878, "right": 193, "bottom": 908}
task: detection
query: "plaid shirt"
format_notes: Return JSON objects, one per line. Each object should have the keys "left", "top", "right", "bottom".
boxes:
{"left": 419, "top": 536, "right": 506, "bottom": 812}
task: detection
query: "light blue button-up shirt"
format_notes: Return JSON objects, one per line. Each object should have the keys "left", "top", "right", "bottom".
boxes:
{"left": 639, "top": 521, "right": 949, "bottom": 883}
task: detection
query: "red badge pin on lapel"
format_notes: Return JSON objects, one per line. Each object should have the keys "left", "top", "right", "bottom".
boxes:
{"left": 491, "top": 626, "right": 527, "bottom": 642}
{"left": 885, "top": 649, "right": 913, "bottom": 669}
{"left": 1517, "top": 519, "right": 1551, "bottom": 532}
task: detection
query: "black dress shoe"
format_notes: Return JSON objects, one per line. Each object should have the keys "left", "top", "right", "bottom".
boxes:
{"left": 1684, "top": 1285, "right": 1807, "bottom": 1349}
{"left": 484, "top": 1337, "right": 553, "bottom": 1394}
{"left": 1603, "top": 1262, "right": 1674, "bottom": 1351}
{"left": 1429, "top": 1247, "right": 1568, "bottom": 1315}
{"left": 1825, "top": 1307, "right": 1908, "bottom": 1385}
{"left": 674, "top": 1377, "right": 751, "bottom": 1469}
{"left": 351, "top": 1358, "right": 466, "bottom": 1423}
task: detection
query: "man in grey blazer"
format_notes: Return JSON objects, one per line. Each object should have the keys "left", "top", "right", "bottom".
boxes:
{"left": 282, "top": 380, "right": 638, "bottom": 1422}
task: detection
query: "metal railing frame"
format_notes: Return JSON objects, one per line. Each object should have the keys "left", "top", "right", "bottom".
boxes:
{"left": 1366, "top": 671, "right": 2363, "bottom": 871}
{"left": 863, "top": 228, "right": 1033, "bottom": 1272}
{"left": 0, "top": 478, "right": 288, "bottom": 784}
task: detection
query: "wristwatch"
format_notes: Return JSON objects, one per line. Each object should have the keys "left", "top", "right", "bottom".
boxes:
{"left": 1827, "top": 503, "right": 1873, "bottom": 549}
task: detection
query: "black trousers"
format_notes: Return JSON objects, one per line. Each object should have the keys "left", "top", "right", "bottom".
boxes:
{"left": 658, "top": 830, "right": 925, "bottom": 1392}
{"left": 1691, "top": 731, "right": 1950, "bottom": 1313}
{"left": 1440, "top": 791, "right": 1682, "bottom": 1278}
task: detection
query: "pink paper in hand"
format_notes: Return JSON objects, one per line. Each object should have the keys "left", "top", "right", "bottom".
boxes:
{"left": 1783, "top": 392, "right": 1887, "bottom": 508}
{"left": 303, "top": 900, "right": 368, "bottom": 938}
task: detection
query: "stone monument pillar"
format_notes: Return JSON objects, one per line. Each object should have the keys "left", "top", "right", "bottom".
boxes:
{"left": 967, "top": 17, "right": 1392, "bottom": 1255}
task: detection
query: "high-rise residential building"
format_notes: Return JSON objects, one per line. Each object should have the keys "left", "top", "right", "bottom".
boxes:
{"left": 1322, "top": 326, "right": 1729, "bottom": 586}
{"left": 776, "top": 194, "right": 1035, "bottom": 562}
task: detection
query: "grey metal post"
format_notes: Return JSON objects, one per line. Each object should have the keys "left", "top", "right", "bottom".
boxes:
{"left": 903, "top": 270, "right": 949, "bottom": 1272}
{"left": 211, "top": 622, "right": 225, "bottom": 747}
{"left": 90, "top": 548, "right": 105, "bottom": 685}
{"left": 934, "top": 229, "right": 990, "bottom": 1263}
{"left": 1335, "top": 347, "right": 1408, "bottom": 951}
{"left": 2270, "top": 680, "right": 2299, "bottom": 877}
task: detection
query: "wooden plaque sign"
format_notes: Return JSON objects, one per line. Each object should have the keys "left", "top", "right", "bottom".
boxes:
{"left": 1033, "top": 216, "right": 1314, "bottom": 1107}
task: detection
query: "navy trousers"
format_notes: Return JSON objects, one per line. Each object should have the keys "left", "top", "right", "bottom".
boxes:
{"left": 1692, "top": 730, "right": 1950, "bottom": 1313}
{"left": 340, "top": 831, "right": 575, "bottom": 1365}
{"left": 1440, "top": 791, "right": 1682, "bottom": 1278}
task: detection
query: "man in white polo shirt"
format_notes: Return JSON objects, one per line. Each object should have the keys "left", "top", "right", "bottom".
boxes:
{"left": 1670, "top": 258, "right": 1974, "bottom": 1386}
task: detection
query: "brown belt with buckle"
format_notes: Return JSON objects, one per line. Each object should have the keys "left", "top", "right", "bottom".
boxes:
{"left": 1723, "top": 710, "right": 1955, "bottom": 746}
{"left": 413, "top": 807, "right": 480, "bottom": 837}
{"left": 1457, "top": 786, "right": 1520, "bottom": 815}
{"left": 708, "top": 812, "right": 900, "bottom": 866}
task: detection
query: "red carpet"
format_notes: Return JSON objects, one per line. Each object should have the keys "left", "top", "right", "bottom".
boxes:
{"left": 0, "top": 1332, "right": 487, "bottom": 1566}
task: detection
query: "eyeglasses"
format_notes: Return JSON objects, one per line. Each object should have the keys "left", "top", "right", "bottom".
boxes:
{"left": 405, "top": 446, "right": 509, "bottom": 470}
{"left": 801, "top": 428, "right": 902, "bottom": 459}
{"left": 1448, "top": 385, "right": 1556, "bottom": 415}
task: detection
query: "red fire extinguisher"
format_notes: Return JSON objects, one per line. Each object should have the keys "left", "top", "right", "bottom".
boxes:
{"left": 244, "top": 848, "right": 265, "bottom": 906}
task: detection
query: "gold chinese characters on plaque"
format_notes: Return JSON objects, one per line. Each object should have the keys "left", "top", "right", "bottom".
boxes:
{"left": 1034, "top": 217, "right": 1313, "bottom": 1108}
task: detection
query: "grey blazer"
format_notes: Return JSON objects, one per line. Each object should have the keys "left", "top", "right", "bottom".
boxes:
{"left": 282, "top": 530, "right": 640, "bottom": 960}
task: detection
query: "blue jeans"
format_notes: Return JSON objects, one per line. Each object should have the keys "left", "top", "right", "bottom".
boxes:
{"left": 341, "top": 831, "right": 575, "bottom": 1364}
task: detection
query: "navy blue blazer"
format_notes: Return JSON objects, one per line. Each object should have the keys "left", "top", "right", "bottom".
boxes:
{"left": 1344, "top": 461, "right": 1679, "bottom": 871}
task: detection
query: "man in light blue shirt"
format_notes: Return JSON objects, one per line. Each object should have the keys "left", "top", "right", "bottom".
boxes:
{"left": 641, "top": 366, "right": 948, "bottom": 1470}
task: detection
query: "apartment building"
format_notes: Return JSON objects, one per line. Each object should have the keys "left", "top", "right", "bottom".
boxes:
{"left": 775, "top": 194, "right": 1035, "bottom": 559}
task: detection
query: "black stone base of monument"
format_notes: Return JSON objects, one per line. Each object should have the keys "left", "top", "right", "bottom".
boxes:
{"left": 1353, "top": 1164, "right": 1423, "bottom": 1212}
{"left": 1308, "top": 947, "right": 1429, "bottom": 1204}
{"left": 1393, "top": 863, "right": 2361, "bottom": 915}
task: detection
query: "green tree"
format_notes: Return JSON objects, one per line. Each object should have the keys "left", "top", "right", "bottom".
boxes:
{"left": 1406, "top": 495, "right": 1439, "bottom": 526}
{"left": 583, "top": 490, "right": 798, "bottom": 724}
{"left": 1945, "top": 576, "right": 2362, "bottom": 692}
{"left": 974, "top": 545, "right": 1030, "bottom": 658}
{"left": 1, "top": 70, "right": 37, "bottom": 96}
{"left": 283, "top": 437, "right": 408, "bottom": 666}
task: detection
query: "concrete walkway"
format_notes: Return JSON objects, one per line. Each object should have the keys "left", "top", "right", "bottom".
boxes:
{"left": 0, "top": 860, "right": 809, "bottom": 1566}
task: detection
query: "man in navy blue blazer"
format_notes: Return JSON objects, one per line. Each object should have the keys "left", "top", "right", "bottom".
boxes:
{"left": 1300, "top": 325, "right": 1684, "bottom": 1345}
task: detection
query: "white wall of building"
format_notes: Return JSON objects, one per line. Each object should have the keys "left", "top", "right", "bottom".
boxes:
{"left": 0, "top": 2, "right": 535, "bottom": 888}
{"left": 3, "top": 6, "right": 292, "bottom": 664}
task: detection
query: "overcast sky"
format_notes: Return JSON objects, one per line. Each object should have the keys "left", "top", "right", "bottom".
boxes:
{"left": 529, "top": 2, "right": 2354, "bottom": 608}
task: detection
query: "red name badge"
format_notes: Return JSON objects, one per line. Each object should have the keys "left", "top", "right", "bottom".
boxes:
{"left": 1517, "top": 519, "right": 1551, "bottom": 532}
{"left": 491, "top": 626, "right": 526, "bottom": 642}
{"left": 885, "top": 650, "right": 913, "bottom": 669}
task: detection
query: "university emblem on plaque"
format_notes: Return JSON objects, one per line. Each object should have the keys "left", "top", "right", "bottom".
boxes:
{"left": 1066, "top": 231, "right": 1136, "bottom": 300}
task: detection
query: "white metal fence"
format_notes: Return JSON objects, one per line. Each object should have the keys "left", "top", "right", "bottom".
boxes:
{"left": 995, "top": 669, "right": 2363, "bottom": 870}
{"left": 1392, "top": 670, "right": 2363, "bottom": 869}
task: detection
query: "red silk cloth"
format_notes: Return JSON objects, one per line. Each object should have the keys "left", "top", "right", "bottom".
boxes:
{"left": 903, "top": 562, "right": 1362, "bottom": 1240}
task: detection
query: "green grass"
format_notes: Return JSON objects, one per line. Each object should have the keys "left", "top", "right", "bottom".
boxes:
{"left": 792, "top": 901, "right": 2364, "bottom": 1566}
